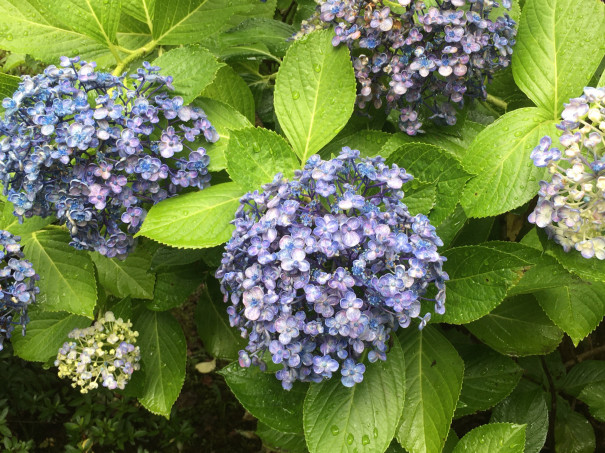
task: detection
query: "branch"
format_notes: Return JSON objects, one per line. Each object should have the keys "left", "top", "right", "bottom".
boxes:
{"left": 565, "top": 344, "right": 605, "bottom": 367}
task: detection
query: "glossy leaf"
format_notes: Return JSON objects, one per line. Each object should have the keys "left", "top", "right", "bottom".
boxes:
{"left": 274, "top": 29, "right": 356, "bottom": 164}
{"left": 562, "top": 360, "right": 605, "bottom": 396}
{"left": 133, "top": 308, "right": 187, "bottom": 417}
{"left": 0, "top": 202, "right": 54, "bottom": 236}
{"left": 452, "top": 423, "right": 526, "bottom": 453}
{"left": 546, "top": 242, "right": 605, "bottom": 283}
{"left": 554, "top": 406, "right": 595, "bottom": 453}
{"left": 578, "top": 382, "right": 605, "bottom": 422}
{"left": 201, "top": 65, "right": 255, "bottom": 122}
{"left": 460, "top": 108, "right": 557, "bottom": 217}
{"left": 91, "top": 246, "right": 155, "bottom": 300}
{"left": 226, "top": 127, "right": 300, "bottom": 190}
{"left": 48, "top": 0, "right": 121, "bottom": 46}
{"left": 304, "top": 339, "right": 405, "bottom": 453}
{"left": 466, "top": 294, "right": 564, "bottom": 357}
{"left": 512, "top": 0, "right": 605, "bottom": 115}
{"left": 152, "top": 46, "right": 223, "bottom": 104}
{"left": 11, "top": 308, "right": 91, "bottom": 362}
{"left": 145, "top": 265, "right": 201, "bottom": 311}
{"left": 256, "top": 422, "right": 307, "bottom": 453}
{"left": 138, "top": 182, "right": 246, "bottom": 248}
{"left": 0, "top": 72, "right": 20, "bottom": 100}
{"left": 320, "top": 130, "right": 392, "bottom": 159}
{"left": 22, "top": 228, "right": 97, "bottom": 318}
{"left": 396, "top": 326, "right": 464, "bottom": 453}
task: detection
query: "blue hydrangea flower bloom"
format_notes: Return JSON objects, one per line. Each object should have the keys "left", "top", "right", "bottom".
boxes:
{"left": 297, "top": 0, "right": 516, "bottom": 135}
{"left": 0, "top": 57, "right": 218, "bottom": 258}
{"left": 216, "top": 148, "right": 448, "bottom": 389}
{"left": 0, "top": 230, "right": 39, "bottom": 349}
{"left": 529, "top": 87, "right": 605, "bottom": 259}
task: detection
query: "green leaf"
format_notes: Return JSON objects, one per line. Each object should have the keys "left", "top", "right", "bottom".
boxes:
{"left": 216, "top": 18, "right": 295, "bottom": 58}
{"left": 491, "top": 388, "right": 549, "bottom": 453}
{"left": 109, "top": 296, "right": 133, "bottom": 321}
{"left": 11, "top": 308, "right": 90, "bottom": 362}
{"left": 396, "top": 326, "right": 464, "bottom": 453}
{"left": 304, "top": 339, "right": 405, "bottom": 453}
{"left": 150, "top": 246, "right": 206, "bottom": 271}
{"left": 151, "top": 0, "right": 273, "bottom": 45}
{"left": 145, "top": 265, "right": 201, "bottom": 311}
{"left": 193, "top": 97, "right": 252, "bottom": 171}
{"left": 22, "top": 228, "right": 97, "bottom": 318}
{"left": 466, "top": 294, "right": 564, "bottom": 356}
{"left": 201, "top": 65, "right": 255, "bottom": 123}
{"left": 48, "top": 0, "right": 121, "bottom": 46}
{"left": 195, "top": 278, "right": 245, "bottom": 360}
{"left": 387, "top": 143, "right": 469, "bottom": 225}
{"left": 91, "top": 246, "right": 155, "bottom": 300}
{"left": 562, "top": 360, "right": 605, "bottom": 396}
{"left": 132, "top": 308, "right": 187, "bottom": 417}
{"left": 455, "top": 344, "right": 522, "bottom": 417}
{"left": 220, "top": 362, "right": 308, "bottom": 434}
{"left": 452, "top": 423, "right": 526, "bottom": 453}
{"left": 226, "top": 127, "right": 300, "bottom": 190}
{"left": 555, "top": 406, "right": 595, "bottom": 453}
{"left": 320, "top": 130, "right": 392, "bottom": 159}
{"left": 0, "top": 72, "right": 19, "bottom": 100}
{"left": 534, "top": 282, "right": 605, "bottom": 346}
{"left": 274, "top": 29, "right": 356, "bottom": 164}
{"left": 138, "top": 182, "right": 245, "bottom": 248}
{"left": 121, "top": 0, "right": 154, "bottom": 31}
{"left": 578, "top": 382, "right": 605, "bottom": 422}
{"left": 0, "top": 0, "right": 116, "bottom": 67}
{"left": 460, "top": 108, "right": 558, "bottom": 217}
{"left": 256, "top": 422, "right": 308, "bottom": 453}
{"left": 512, "top": 0, "right": 605, "bottom": 115}
{"left": 0, "top": 202, "right": 54, "bottom": 236}
{"left": 403, "top": 181, "right": 436, "bottom": 216}
{"left": 546, "top": 242, "right": 605, "bottom": 283}
{"left": 152, "top": 46, "right": 223, "bottom": 104}
{"left": 435, "top": 205, "right": 467, "bottom": 248}
{"left": 508, "top": 252, "right": 580, "bottom": 297}
{"left": 435, "top": 243, "right": 531, "bottom": 324}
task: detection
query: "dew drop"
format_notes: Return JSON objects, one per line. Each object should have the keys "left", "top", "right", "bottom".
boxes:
{"left": 313, "top": 64, "right": 321, "bottom": 73}
{"left": 346, "top": 433, "right": 354, "bottom": 445}
{"left": 292, "top": 91, "right": 300, "bottom": 100}
{"left": 330, "top": 425, "right": 340, "bottom": 435}
{"left": 480, "top": 368, "right": 488, "bottom": 376}
{"left": 373, "top": 427, "right": 378, "bottom": 438}
{"left": 6, "top": 34, "right": 12, "bottom": 41}
{"left": 362, "top": 435, "right": 370, "bottom": 445}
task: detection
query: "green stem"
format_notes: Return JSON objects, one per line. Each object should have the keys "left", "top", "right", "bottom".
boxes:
{"left": 112, "top": 40, "right": 158, "bottom": 76}
{"left": 486, "top": 93, "right": 508, "bottom": 110}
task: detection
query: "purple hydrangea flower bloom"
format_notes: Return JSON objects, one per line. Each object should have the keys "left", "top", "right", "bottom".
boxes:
{"left": 295, "top": 0, "right": 517, "bottom": 134}
{"left": 529, "top": 87, "right": 605, "bottom": 259}
{"left": 0, "top": 230, "right": 39, "bottom": 349}
{"left": 0, "top": 58, "right": 217, "bottom": 258}
{"left": 217, "top": 148, "right": 448, "bottom": 389}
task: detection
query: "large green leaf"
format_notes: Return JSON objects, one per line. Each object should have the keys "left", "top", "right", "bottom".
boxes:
{"left": 220, "top": 362, "right": 308, "bottom": 434}
{"left": 534, "top": 282, "right": 605, "bottom": 346}
{"left": 304, "top": 339, "right": 405, "bottom": 453}
{"left": 554, "top": 404, "right": 595, "bottom": 453}
{"left": 0, "top": 0, "right": 115, "bottom": 66}
{"left": 546, "top": 242, "right": 605, "bottom": 283}
{"left": 201, "top": 65, "right": 255, "bottom": 123}
{"left": 387, "top": 143, "right": 469, "bottom": 225}
{"left": 396, "top": 326, "right": 464, "bottom": 453}
{"left": 466, "top": 294, "right": 563, "bottom": 356}
{"left": 11, "top": 308, "right": 91, "bottom": 362}
{"left": 491, "top": 388, "right": 549, "bottom": 453}
{"left": 436, "top": 243, "right": 531, "bottom": 324}
{"left": 455, "top": 344, "right": 522, "bottom": 417}
{"left": 0, "top": 72, "right": 19, "bottom": 100}
{"left": 138, "top": 182, "right": 245, "bottom": 248}
{"left": 91, "top": 246, "right": 155, "bottom": 299}
{"left": 274, "top": 29, "right": 356, "bottom": 164}
{"left": 0, "top": 202, "right": 54, "bottom": 236}
{"left": 452, "top": 423, "right": 526, "bottom": 453}
{"left": 508, "top": 252, "right": 580, "bottom": 297}
{"left": 152, "top": 46, "right": 223, "bottom": 104}
{"left": 562, "top": 360, "right": 605, "bottom": 396}
{"left": 226, "top": 127, "right": 300, "bottom": 190}
{"left": 195, "top": 278, "right": 245, "bottom": 360}
{"left": 512, "top": 0, "right": 605, "bottom": 115}
{"left": 193, "top": 97, "right": 252, "bottom": 171}
{"left": 578, "top": 382, "right": 605, "bottom": 422}
{"left": 47, "top": 0, "right": 121, "bottom": 46}
{"left": 122, "top": 0, "right": 154, "bottom": 31}
{"left": 460, "top": 108, "right": 557, "bottom": 217}
{"left": 146, "top": 265, "right": 201, "bottom": 311}
{"left": 132, "top": 308, "right": 187, "bottom": 417}
{"left": 256, "top": 422, "right": 308, "bottom": 453}
{"left": 320, "top": 130, "right": 392, "bottom": 159}
{"left": 151, "top": 0, "right": 274, "bottom": 45}
{"left": 22, "top": 228, "right": 97, "bottom": 318}
{"left": 215, "top": 18, "right": 295, "bottom": 58}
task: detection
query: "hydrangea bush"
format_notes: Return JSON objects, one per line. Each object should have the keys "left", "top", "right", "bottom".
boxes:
{"left": 0, "top": 0, "right": 604, "bottom": 451}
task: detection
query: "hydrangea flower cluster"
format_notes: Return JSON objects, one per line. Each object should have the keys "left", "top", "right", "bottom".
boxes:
{"left": 0, "top": 57, "right": 218, "bottom": 258}
{"left": 298, "top": 0, "right": 516, "bottom": 134}
{"left": 216, "top": 148, "right": 448, "bottom": 389}
{"left": 55, "top": 311, "right": 140, "bottom": 393}
{"left": 529, "top": 87, "right": 605, "bottom": 259}
{"left": 0, "top": 230, "right": 39, "bottom": 350}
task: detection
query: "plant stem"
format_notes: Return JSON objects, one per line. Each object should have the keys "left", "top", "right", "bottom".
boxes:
{"left": 564, "top": 344, "right": 605, "bottom": 367}
{"left": 486, "top": 93, "right": 508, "bottom": 110}
{"left": 112, "top": 40, "right": 158, "bottom": 76}
{"left": 541, "top": 356, "right": 557, "bottom": 452}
